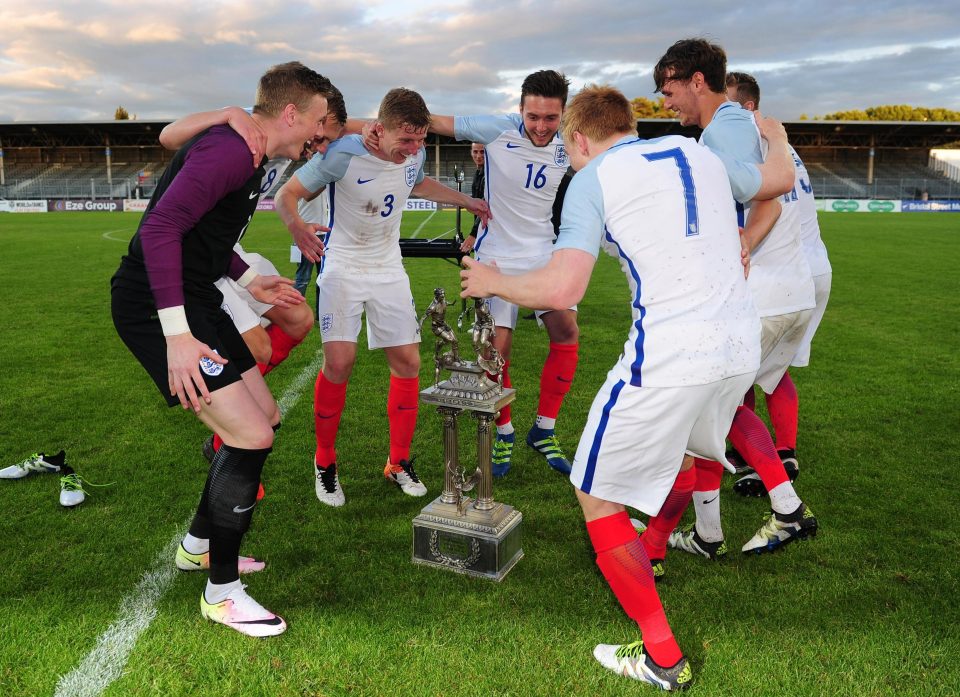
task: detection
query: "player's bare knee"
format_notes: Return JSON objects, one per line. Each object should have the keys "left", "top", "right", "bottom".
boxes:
{"left": 322, "top": 360, "right": 354, "bottom": 383}
{"left": 245, "top": 423, "right": 275, "bottom": 450}
{"left": 243, "top": 327, "right": 273, "bottom": 365}
{"left": 272, "top": 303, "right": 314, "bottom": 341}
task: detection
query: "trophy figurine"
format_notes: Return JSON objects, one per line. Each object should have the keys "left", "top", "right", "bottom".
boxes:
{"left": 420, "top": 287, "right": 461, "bottom": 385}
{"left": 412, "top": 294, "right": 522, "bottom": 581}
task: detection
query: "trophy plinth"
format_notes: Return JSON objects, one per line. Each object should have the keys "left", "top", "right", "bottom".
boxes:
{"left": 412, "top": 499, "right": 523, "bottom": 581}
{"left": 413, "top": 296, "right": 521, "bottom": 581}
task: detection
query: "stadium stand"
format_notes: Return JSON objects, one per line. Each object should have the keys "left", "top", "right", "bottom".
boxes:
{"left": 1, "top": 119, "right": 958, "bottom": 202}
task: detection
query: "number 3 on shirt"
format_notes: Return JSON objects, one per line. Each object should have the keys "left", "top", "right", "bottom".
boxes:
{"left": 643, "top": 148, "right": 699, "bottom": 237}
{"left": 381, "top": 194, "right": 394, "bottom": 217}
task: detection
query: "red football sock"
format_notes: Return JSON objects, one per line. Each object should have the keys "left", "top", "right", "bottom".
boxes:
{"left": 587, "top": 511, "right": 683, "bottom": 667}
{"left": 212, "top": 433, "right": 223, "bottom": 453}
{"left": 263, "top": 324, "right": 301, "bottom": 375}
{"left": 388, "top": 375, "right": 420, "bottom": 464}
{"left": 765, "top": 371, "right": 798, "bottom": 451}
{"left": 489, "top": 361, "right": 512, "bottom": 427}
{"left": 641, "top": 466, "right": 696, "bottom": 560}
{"left": 314, "top": 372, "right": 348, "bottom": 467}
{"left": 729, "top": 406, "right": 788, "bottom": 490}
{"left": 537, "top": 343, "right": 579, "bottom": 419}
{"left": 694, "top": 457, "right": 725, "bottom": 491}
{"left": 742, "top": 384, "right": 756, "bottom": 412}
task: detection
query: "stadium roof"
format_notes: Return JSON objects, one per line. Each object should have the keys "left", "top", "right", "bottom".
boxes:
{"left": 634, "top": 119, "right": 960, "bottom": 149}
{"left": 0, "top": 118, "right": 957, "bottom": 150}
{"left": 0, "top": 120, "right": 169, "bottom": 147}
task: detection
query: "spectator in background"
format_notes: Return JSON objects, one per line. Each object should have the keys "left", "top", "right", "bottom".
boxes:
{"left": 461, "top": 142, "right": 486, "bottom": 252}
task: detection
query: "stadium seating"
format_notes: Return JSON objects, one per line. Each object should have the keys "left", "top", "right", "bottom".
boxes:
{"left": 805, "top": 161, "right": 957, "bottom": 199}
{"left": 2, "top": 158, "right": 955, "bottom": 202}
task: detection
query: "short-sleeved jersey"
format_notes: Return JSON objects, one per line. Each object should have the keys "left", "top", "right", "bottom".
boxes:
{"left": 791, "top": 146, "right": 831, "bottom": 276}
{"left": 700, "top": 102, "right": 763, "bottom": 204}
{"left": 293, "top": 134, "right": 426, "bottom": 277}
{"left": 455, "top": 113, "right": 567, "bottom": 259}
{"left": 702, "top": 102, "right": 815, "bottom": 317}
{"left": 555, "top": 134, "right": 761, "bottom": 388}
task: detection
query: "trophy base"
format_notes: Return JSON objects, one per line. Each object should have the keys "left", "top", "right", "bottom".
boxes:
{"left": 412, "top": 498, "right": 523, "bottom": 582}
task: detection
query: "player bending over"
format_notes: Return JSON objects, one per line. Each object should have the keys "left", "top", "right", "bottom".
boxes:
{"left": 112, "top": 62, "right": 333, "bottom": 637}
{"left": 462, "top": 85, "right": 761, "bottom": 690}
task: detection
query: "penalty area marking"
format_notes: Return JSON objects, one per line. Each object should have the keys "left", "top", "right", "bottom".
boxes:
{"left": 101, "top": 229, "right": 133, "bottom": 242}
{"left": 54, "top": 352, "right": 324, "bottom": 697}
{"left": 410, "top": 209, "right": 437, "bottom": 238}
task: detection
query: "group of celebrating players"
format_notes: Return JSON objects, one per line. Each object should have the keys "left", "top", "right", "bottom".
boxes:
{"left": 109, "top": 35, "right": 830, "bottom": 690}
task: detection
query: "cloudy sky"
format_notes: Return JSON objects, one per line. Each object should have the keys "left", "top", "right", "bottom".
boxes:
{"left": 1, "top": 0, "right": 959, "bottom": 123}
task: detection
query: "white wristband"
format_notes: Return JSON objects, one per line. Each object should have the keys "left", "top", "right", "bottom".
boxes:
{"left": 158, "top": 306, "right": 190, "bottom": 337}
{"left": 236, "top": 268, "right": 259, "bottom": 288}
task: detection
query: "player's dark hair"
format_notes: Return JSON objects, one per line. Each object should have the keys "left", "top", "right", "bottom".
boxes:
{"left": 326, "top": 85, "right": 348, "bottom": 126}
{"left": 726, "top": 71, "right": 760, "bottom": 109}
{"left": 521, "top": 70, "right": 570, "bottom": 108}
{"left": 378, "top": 88, "right": 430, "bottom": 130}
{"left": 254, "top": 61, "right": 333, "bottom": 117}
{"left": 653, "top": 39, "right": 727, "bottom": 94}
{"left": 562, "top": 85, "right": 635, "bottom": 144}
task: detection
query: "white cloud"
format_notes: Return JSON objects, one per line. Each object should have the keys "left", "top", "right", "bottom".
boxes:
{"left": 0, "top": 0, "right": 958, "bottom": 121}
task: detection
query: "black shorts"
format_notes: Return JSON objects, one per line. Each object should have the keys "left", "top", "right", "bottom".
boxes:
{"left": 112, "top": 286, "right": 257, "bottom": 407}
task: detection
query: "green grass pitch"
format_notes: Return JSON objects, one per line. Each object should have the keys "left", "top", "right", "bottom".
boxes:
{"left": 0, "top": 210, "right": 957, "bottom": 696}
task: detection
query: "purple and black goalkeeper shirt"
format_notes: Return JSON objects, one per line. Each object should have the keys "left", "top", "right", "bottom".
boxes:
{"left": 112, "top": 126, "right": 264, "bottom": 309}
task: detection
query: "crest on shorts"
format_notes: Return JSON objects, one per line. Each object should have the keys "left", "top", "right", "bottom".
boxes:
{"left": 405, "top": 164, "right": 418, "bottom": 188}
{"left": 555, "top": 145, "right": 567, "bottom": 167}
{"left": 320, "top": 313, "right": 334, "bottom": 334}
{"left": 199, "top": 350, "right": 224, "bottom": 377}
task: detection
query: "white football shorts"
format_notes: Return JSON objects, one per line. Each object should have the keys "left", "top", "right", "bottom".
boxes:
{"left": 570, "top": 370, "right": 755, "bottom": 516}
{"left": 791, "top": 272, "right": 832, "bottom": 368}
{"left": 214, "top": 253, "right": 281, "bottom": 333}
{"left": 754, "top": 308, "right": 814, "bottom": 393}
{"left": 315, "top": 271, "right": 421, "bottom": 349}
{"left": 476, "top": 253, "right": 577, "bottom": 329}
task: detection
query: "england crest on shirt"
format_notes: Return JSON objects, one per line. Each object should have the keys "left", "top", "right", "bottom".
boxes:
{"left": 405, "top": 164, "right": 418, "bottom": 187}
{"left": 555, "top": 145, "right": 568, "bottom": 167}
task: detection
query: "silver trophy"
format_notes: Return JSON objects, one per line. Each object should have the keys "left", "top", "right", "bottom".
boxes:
{"left": 412, "top": 295, "right": 522, "bottom": 581}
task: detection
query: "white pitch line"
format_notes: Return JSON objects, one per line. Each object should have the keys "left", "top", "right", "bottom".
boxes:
{"left": 54, "top": 355, "right": 322, "bottom": 697}
{"left": 53, "top": 528, "right": 185, "bottom": 697}
{"left": 100, "top": 229, "right": 132, "bottom": 242}
{"left": 410, "top": 209, "right": 437, "bottom": 239}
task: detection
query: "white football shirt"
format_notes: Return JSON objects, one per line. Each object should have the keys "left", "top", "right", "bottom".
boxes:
{"left": 294, "top": 135, "right": 425, "bottom": 277}
{"left": 556, "top": 134, "right": 761, "bottom": 388}
{"left": 455, "top": 113, "right": 568, "bottom": 259}
{"left": 791, "top": 146, "right": 831, "bottom": 276}
{"left": 701, "top": 102, "right": 815, "bottom": 317}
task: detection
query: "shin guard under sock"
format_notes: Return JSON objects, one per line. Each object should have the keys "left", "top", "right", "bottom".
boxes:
{"left": 205, "top": 443, "right": 271, "bottom": 584}
{"left": 765, "top": 371, "right": 799, "bottom": 451}
{"left": 388, "top": 375, "right": 420, "bottom": 464}
{"left": 641, "top": 466, "right": 696, "bottom": 560}
{"left": 587, "top": 511, "right": 682, "bottom": 667}
{"left": 314, "top": 372, "right": 348, "bottom": 467}
{"left": 729, "top": 406, "right": 788, "bottom": 491}
{"left": 537, "top": 343, "right": 579, "bottom": 421}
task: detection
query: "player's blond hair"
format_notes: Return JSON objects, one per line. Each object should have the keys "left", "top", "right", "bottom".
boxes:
{"left": 254, "top": 61, "right": 333, "bottom": 117}
{"left": 378, "top": 88, "right": 430, "bottom": 131}
{"left": 561, "top": 85, "right": 635, "bottom": 144}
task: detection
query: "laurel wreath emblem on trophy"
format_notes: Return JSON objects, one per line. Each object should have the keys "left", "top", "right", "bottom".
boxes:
{"left": 428, "top": 530, "right": 481, "bottom": 569}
